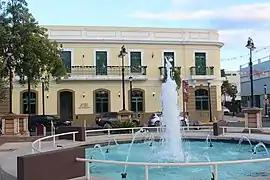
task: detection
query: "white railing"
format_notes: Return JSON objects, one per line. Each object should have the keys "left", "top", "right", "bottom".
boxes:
{"left": 220, "top": 126, "right": 270, "bottom": 136}
{"left": 31, "top": 131, "right": 78, "bottom": 153}
{"left": 76, "top": 157, "right": 270, "bottom": 180}
{"left": 30, "top": 125, "right": 270, "bottom": 179}
{"left": 85, "top": 125, "right": 213, "bottom": 137}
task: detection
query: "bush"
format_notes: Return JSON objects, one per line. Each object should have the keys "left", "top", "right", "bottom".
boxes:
{"left": 111, "top": 121, "right": 135, "bottom": 134}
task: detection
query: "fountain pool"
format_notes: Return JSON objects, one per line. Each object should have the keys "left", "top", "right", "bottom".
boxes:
{"left": 86, "top": 140, "right": 270, "bottom": 180}
{"left": 85, "top": 60, "right": 270, "bottom": 180}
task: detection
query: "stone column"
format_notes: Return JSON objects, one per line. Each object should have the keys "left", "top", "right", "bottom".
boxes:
{"left": 118, "top": 110, "right": 133, "bottom": 121}
{"left": 1, "top": 113, "right": 30, "bottom": 137}
{"left": 242, "top": 107, "right": 262, "bottom": 133}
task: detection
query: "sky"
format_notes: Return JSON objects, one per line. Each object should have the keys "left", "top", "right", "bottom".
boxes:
{"left": 26, "top": 0, "right": 270, "bottom": 71}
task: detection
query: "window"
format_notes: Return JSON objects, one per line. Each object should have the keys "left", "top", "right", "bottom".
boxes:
{"left": 130, "top": 52, "right": 142, "bottom": 73}
{"left": 22, "top": 92, "right": 37, "bottom": 114}
{"left": 61, "top": 51, "right": 72, "bottom": 73}
{"left": 131, "top": 90, "right": 144, "bottom": 112}
{"left": 164, "top": 52, "right": 175, "bottom": 67}
{"left": 195, "top": 52, "right": 206, "bottom": 75}
{"left": 95, "top": 90, "right": 109, "bottom": 113}
{"left": 195, "top": 89, "right": 209, "bottom": 110}
{"left": 95, "top": 51, "right": 108, "bottom": 75}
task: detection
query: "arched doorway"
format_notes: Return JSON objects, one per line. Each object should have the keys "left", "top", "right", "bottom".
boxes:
{"left": 94, "top": 89, "right": 110, "bottom": 114}
{"left": 21, "top": 91, "right": 38, "bottom": 114}
{"left": 59, "top": 91, "right": 74, "bottom": 121}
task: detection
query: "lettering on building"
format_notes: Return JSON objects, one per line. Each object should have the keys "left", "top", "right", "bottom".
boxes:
{"left": 79, "top": 103, "right": 90, "bottom": 109}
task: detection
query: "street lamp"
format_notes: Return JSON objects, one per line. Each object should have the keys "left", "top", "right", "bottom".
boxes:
{"left": 118, "top": 45, "right": 127, "bottom": 111}
{"left": 6, "top": 46, "right": 13, "bottom": 114}
{"left": 129, "top": 76, "right": 133, "bottom": 111}
{"left": 264, "top": 84, "right": 268, "bottom": 117}
{"left": 41, "top": 77, "right": 45, "bottom": 115}
{"left": 207, "top": 82, "right": 213, "bottom": 122}
{"left": 246, "top": 37, "right": 256, "bottom": 107}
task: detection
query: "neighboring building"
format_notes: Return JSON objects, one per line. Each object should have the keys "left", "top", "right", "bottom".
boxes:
{"left": 222, "top": 70, "right": 241, "bottom": 103}
{"left": 2, "top": 26, "right": 224, "bottom": 124}
{"left": 240, "top": 58, "right": 270, "bottom": 114}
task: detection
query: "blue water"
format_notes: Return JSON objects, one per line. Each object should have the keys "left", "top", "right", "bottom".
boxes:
{"left": 86, "top": 140, "right": 270, "bottom": 180}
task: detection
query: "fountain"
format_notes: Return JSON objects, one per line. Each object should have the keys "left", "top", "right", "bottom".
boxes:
{"left": 237, "top": 135, "right": 253, "bottom": 152}
{"left": 205, "top": 132, "right": 213, "bottom": 147}
{"left": 106, "top": 137, "right": 119, "bottom": 153}
{"left": 122, "top": 128, "right": 145, "bottom": 178}
{"left": 93, "top": 144, "right": 106, "bottom": 159}
{"left": 252, "top": 142, "right": 269, "bottom": 156}
{"left": 159, "top": 59, "right": 184, "bottom": 161}
{"left": 86, "top": 59, "right": 270, "bottom": 179}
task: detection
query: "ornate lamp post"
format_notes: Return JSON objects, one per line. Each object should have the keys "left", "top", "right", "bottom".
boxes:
{"left": 246, "top": 37, "right": 256, "bottom": 107}
{"left": 118, "top": 45, "right": 127, "bottom": 111}
{"left": 6, "top": 46, "right": 14, "bottom": 114}
{"left": 129, "top": 76, "right": 133, "bottom": 111}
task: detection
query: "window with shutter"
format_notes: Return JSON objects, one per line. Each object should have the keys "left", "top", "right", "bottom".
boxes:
{"left": 96, "top": 51, "right": 108, "bottom": 75}
{"left": 130, "top": 52, "right": 142, "bottom": 73}
{"left": 61, "top": 51, "right": 71, "bottom": 73}
{"left": 195, "top": 52, "right": 206, "bottom": 75}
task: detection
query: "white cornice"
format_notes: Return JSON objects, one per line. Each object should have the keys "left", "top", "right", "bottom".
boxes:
{"left": 45, "top": 26, "right": 223, "bottom": 47}
{"left": 53, "top": 39, "right": 223, "bottom": 47}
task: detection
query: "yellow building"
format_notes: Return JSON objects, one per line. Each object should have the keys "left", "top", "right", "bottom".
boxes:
{"left": 5, "top": 25, "right": 224, "bottom": 125}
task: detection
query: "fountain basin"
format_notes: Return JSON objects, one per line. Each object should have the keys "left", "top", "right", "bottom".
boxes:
{"left": 86, "top": 140, "right": 270, "bottom": 180}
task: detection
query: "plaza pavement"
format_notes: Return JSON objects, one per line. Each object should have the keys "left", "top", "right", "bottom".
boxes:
{"left": 1, "top": 131, "right": 270, "bottom": 180}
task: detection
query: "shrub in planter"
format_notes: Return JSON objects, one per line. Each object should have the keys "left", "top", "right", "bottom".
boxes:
{"left": 112, "top": 121, "right": 135, "bottom": 134}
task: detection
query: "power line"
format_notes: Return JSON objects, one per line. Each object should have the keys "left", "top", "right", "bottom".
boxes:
{"left": 240, "top": 55, "right": 270, "bottom": 68}
{"left": 221, "top": 45, "right": 270, "bottom": 61}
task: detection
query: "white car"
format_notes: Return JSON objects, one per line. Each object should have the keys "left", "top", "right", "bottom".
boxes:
{"left": 147, "top": 112, "right": 189, "bottom": 127}
{"left": 223, "top": 106, "right": 230, "bottom": 115}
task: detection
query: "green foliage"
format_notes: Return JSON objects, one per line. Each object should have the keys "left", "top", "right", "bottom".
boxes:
{"left": 0, "top": 0, "right": 67, "bottom": 88}
{"left": 221, "top": 80, "right": 238, "bottom": 99}
{"left": 162, "top": 68, "right": 181, "bottom": 90}
{"left": 114, "top": 121, "right": 136, "bottom": 128}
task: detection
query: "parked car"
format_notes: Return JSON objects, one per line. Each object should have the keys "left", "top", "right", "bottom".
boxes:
{"left": 223, "top": 106, "right": 230, "bottom": 115}
{"left": 28, "top": 115, "right": 71, "bottom": 132}
{"left": 95, "top": 112, "right": 140, "bottom": 128}
{"left": 147, "top": 112, "right": 189, "bottom": 127}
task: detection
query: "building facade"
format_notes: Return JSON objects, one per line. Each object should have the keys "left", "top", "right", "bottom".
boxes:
{"left": 240, "top": 58, "right": 270, "bottom": 114}
{"left": 222, "top": 70, "right": 241, "bottom": 102}
{"left": 2, "top": 26, "right": 224, "bottom": 125}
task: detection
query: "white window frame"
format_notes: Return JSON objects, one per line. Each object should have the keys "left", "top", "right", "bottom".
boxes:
{"left": 162, "top": 50, "right": 176, "bottom": 66}
{"left": 193, "top": 50, "right": 208, "bottom": 66}
{"left": 93, "top": 49, "right": 109, "bottom": 66}
{"left": 62, "top": 48, "right": 74, "bottom": 66}
{"left": 128, "top": 49, "right": 144, "bottom": 66}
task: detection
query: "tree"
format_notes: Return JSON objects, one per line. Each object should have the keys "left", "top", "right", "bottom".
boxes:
{"left": 222, "top": 80, "right": 238, "bottom": 115}
{"left": 0, "top": 0, "right": 67, "bottom": 113}
{"left": 221, "top": 80, "right": 238, "bottom": 99}
{"left": 0, "top": 59, "right": 7, "bottom": 102}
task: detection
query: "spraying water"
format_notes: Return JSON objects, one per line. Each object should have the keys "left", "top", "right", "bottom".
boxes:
{"left": 123, "top": 128, "right": 145, "bottom": 174}
{"left": 237, "top": 135, "right": 253, "bottom": 151}
{"left": 93, "top": 144, "right": 106, "bottom": 159}
{"left": 252, "top": 142, "right": 269, "bottom": 157}
{"left": 160, "top": 59, "right": 184, "bottom": 161}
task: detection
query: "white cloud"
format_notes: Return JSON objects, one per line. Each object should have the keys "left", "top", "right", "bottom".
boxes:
{"left": 130, "top": 3, "right": 270, "bottom": 22}
{"left": 220, "top": 28, "right": 270, "bottom": 47}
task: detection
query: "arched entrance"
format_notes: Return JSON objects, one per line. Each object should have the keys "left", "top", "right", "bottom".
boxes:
{"left": 21, "top": 91, "right": 38, "bottom": 115}
{"left": 58, "top": 91, "right": 74, "bottom": 121}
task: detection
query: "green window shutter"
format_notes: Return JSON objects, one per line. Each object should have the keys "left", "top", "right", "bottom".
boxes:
{"left": 195, "top": 52, "right": 206, "bottom": 75}
{"left": 61, "top": 51, "right": 71, "bottom": 73}
{"left": 96, "top": 51, "right": 108, "bottom": 75}
{"left": 130, "top": 52, "right": 142, "bottom": 73}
